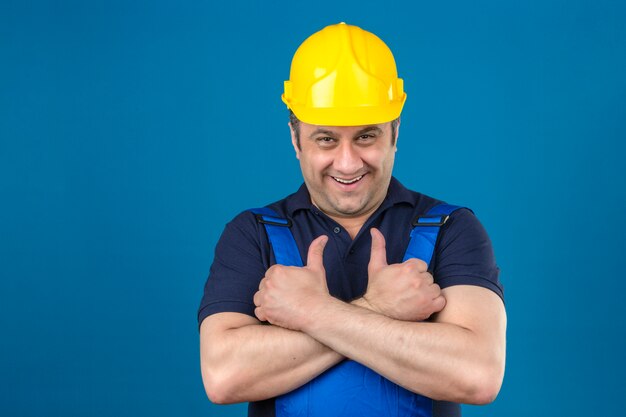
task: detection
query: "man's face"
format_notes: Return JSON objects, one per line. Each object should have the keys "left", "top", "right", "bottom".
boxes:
{"left": 291, "top": 121, "right": 398, "bottom": 221}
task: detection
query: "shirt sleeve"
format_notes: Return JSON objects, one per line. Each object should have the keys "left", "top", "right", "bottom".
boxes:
{"left": 197, "top": 211, "right": 270, "bottom": 326}
{"left": 433, "top": 208, "right": 504, "bottom": 301}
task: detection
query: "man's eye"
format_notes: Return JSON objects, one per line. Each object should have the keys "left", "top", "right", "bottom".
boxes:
{"left": 317, "top": 137, "right": 336, "bottom": 144}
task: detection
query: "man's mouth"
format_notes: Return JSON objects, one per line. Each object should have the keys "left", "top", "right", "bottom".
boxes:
{"left": 331, "top": 175, "right": 364, "bottom": 184}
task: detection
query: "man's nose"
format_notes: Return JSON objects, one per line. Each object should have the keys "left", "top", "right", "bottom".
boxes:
{"left": 333, "top": 142, "right": 363, "bottom": 174}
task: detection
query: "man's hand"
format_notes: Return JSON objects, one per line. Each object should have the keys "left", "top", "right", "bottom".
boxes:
{"left": 254, "top": 235, "right": 330, "bottom": 331}
{"left": 361, "top": 228, "right": 446, "bottom": 321}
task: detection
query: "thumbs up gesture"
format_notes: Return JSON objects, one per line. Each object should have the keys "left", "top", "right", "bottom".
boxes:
{"left": 254, "top": 235, "right": 330, "bottom": 330}
{"left": 362, "top": 228, "right": 446, "bottom": 321}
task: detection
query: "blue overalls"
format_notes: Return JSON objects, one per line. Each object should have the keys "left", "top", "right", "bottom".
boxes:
{"left": 251, "top": 204, "right": 464, "bottom": 417}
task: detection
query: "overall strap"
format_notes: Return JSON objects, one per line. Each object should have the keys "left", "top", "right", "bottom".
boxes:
{"left": 403, "top": 203, "right": 467, "bottom": 417}
{"left": 250, "top": 208, "right": 303, "bottom": 267}
{"left": 403, "top": 204, "right": 466, "bottom": 266}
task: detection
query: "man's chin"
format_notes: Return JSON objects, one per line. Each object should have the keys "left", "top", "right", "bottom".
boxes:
{"left": 328, "top": 201, "right": 369, "bottom": 217}
{"left": 313, "top": 192, "right": 372, "bottom": 218}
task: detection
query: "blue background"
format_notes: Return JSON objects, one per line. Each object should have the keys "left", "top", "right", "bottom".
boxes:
{"left": 1, "top": 0, "right": 625, "bottom": 416}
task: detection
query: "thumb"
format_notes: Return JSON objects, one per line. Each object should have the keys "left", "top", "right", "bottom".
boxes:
{"left": 369, "top": 228, "right": 388, "bottom": 271}
{"left": 306, "top": 235, "right": 328, "bottom": 272}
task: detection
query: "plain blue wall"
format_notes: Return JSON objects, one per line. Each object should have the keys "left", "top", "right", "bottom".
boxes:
{"left": 1, "top": 0, "right": 625, "bottom": 416}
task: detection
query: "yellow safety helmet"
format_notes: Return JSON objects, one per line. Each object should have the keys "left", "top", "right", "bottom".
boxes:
{"left": 282, "top": 22, "right": 406, "bottom": 126}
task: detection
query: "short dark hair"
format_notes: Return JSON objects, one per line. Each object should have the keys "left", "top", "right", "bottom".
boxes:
{"left": 289, "top": 110, "right": 400, "bottom": 150}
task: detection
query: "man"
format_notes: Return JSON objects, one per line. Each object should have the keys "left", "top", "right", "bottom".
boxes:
{"left": 198, "top": 23, "right": 506, "bottom": 417}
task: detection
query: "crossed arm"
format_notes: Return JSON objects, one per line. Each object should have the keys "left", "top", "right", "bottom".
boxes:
{"left": 200, "top": 230, "right": 506, "bottom": 405}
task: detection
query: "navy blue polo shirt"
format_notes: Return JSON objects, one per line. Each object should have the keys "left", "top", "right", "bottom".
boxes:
{"left": 198, "top": 177, "right": 503, "bottom": 417}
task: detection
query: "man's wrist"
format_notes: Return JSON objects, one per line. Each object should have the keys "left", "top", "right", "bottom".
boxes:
{"left": 351, "top": 296, "right": 380, "bottom": 314}
{"left": 297, "top": 293, "right": 339, "bottom": 332}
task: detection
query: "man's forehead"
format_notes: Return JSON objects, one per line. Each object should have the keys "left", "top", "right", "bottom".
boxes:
{"left": 303, "top": 123, "right": 388, "bottom": 137}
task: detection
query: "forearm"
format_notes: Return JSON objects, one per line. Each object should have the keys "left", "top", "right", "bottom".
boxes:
{"left": 303, "top": 292, "right": 506, "bottom": 404}
{"left": 201, "top": 294, "right": 429, "bottom": 404}
{"left": 200, "top": 315, "right": 343, "bottom": 404}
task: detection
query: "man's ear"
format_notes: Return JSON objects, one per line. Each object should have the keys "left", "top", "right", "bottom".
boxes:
{"left": 394, "top": 120, "right": 401, "bottom": 152}
{"left": 289, "top": 122, "right": 301, "bottom": 159}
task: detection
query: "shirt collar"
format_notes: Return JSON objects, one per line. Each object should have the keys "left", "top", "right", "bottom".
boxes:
{"left": 285, "top": 176, "right": 416, "bottom": 217}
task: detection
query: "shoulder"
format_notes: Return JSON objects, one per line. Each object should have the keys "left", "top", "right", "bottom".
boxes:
{"left": 386, "top": 178, "right": 448, "bottom": 215}
{"left": 225, "top": 189, "right": 299, "bottom": 234}
{"left": 392, "top": 181, "right": 489, "bottom": 252}
{"left": 392, "top": 180, "right": 474, "bottom": 225}
{"left": 216, "top": 189, "right": 303, "bottom": 263}
{"left": 439, "top": 208, "right": 490, "bottom": 252}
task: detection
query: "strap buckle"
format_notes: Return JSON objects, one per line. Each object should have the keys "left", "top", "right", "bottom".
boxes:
{"left": 411, "top": 214, "right": 450, "bottom": 227}
{"left": 255, "top": 214, "right": 293, "bottom": 227}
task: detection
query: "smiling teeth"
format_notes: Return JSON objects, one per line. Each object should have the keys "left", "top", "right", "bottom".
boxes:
{"left": 333, "top": 175, "right": 363, "bottom": 184}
